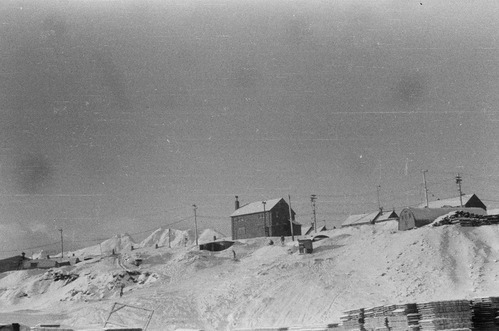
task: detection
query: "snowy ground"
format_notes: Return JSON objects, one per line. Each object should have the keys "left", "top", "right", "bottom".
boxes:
{"left": 2, "top": 222, "right": 499, "bottom": 330}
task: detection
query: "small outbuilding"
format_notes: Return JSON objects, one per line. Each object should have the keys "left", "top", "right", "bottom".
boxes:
{"left": 298, "top": 239, "right": 313, "bottom": 254}
{"left": 398, "top": 207, "right": 487, "bottom": 231}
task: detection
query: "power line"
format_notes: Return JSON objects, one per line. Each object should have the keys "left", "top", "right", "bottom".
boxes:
{"left": 0, "top": 241, "right": 60, "bottom": 254}
{"left": 0, "top": 215, "right": 195, "bottom": 255}
{"left": 127, "top": 215, "right": 194, "bottom": 237}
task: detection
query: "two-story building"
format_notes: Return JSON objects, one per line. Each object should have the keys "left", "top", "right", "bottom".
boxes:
{"left": 230, "top": 196, "right": 301, "bottom": 240}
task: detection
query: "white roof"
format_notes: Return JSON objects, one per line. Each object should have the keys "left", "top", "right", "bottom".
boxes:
{"left": 302, "top": 225, "right": 313, "bottom": 235}
{"left": 342, "top": 211, "right": 380, "bottom": 227}
{"left": 376, "top": 210, "right": 398, "bottom": 222}
{"left": 417, "top": 194, "right": 475, "bottom": 209}
{"left": 230, "top": 198, "right": 284, "bottom": 217}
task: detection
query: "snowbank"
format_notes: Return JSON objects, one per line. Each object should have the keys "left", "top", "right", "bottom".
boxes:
{"left": 3, "top": 224, "right": 499, "bottom": 330}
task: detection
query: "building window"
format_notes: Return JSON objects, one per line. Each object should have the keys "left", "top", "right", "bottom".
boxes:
{"left": 237, "top": 227, "right": 246, "bottom": 236}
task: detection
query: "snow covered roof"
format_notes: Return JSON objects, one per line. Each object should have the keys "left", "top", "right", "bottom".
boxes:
{"left": 230, "top": 198, "right": 285, "bottom": 217}
{"left": 488, "top": 208, "right": 499, "bottom": 215}
{"left": 417, "top": 194, "right": 476, "bottom": 209}
{"left": 342, "top": 211, "right": 381, "bottom": 227}
{"left": 302, "top": 224, "right": 327, "bottom": 235}
{"left": 376, "top": 210, "right": 399, "bottom": 222}
{"left": 302, "top": 225, "right": 313, "bottom": 235}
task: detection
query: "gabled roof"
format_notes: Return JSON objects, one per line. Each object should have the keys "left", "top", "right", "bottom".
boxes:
{"left": 376, "top": 210, "right": 399, "bottom": 222}
{"left": 302, "top": 225, "right": 313, "bottom": 235}
{"left": 230, "top": 198, "right": 285, "bottom": 217}
{"left": 342, "top": 211, "right": 381, "bottom": 227}
{"left": 417, "top": 194, "right": 477, "bottom": 209}
{"left": 302, "top": 224, "right": 327, "bottom": 235}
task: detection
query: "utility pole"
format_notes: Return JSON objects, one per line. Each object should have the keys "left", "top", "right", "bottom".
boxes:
{"left": 456, "top": 173, "right": 463, "bottom": 207}
{"left": 311, "top": 194, "right": 317, "bottom": 233}
{"left": 422, "top": 170, "right": 429, "bottom": 207}
{"left": 262, "top": 201, "right": 267, "bottom": 236}
{"left": 288, "top": 195, "right": 294, "bottom": 241}
{"left": 376, "top": 185, "right": 382, "bottom": 211}
{"left": 59, "top": 228, "right": 63, "bottom": 260}
{"left": 193, "top": 205, "right": 198, "bottom": 246}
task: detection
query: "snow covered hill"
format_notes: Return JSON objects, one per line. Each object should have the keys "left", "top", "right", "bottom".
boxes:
{"left": 2, "top": 222, "right": 499, "bottom": 331}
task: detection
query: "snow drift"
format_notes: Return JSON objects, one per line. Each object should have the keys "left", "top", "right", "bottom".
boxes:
{"left": 1, "top": 223, "right": 499, "bottom": 331}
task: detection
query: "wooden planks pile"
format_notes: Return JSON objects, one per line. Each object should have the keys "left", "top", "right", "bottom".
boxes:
{"left": 416, "top": 300, "right": 472, "bottom": 331}
{"left": 459, "top": 214, "right": 499, "bottom": 227}
{"left": 340, "top": 308, "right": 366, "bottom": 331}
{"left": 363, "top": 306, "right": 388, "bottom": 331}
{"left": 471, "top": 297, "right": 499, "bottom": 331}
{"left": 432, "top": 211, "right": 499, "bottom": 227}
{"left": 386, "top": 303, "right": 419, "bottom": 331}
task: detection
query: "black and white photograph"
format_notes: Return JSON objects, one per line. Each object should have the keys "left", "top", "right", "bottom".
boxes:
{"left": 0, "top": 0, "right": 499, "bottom": 330}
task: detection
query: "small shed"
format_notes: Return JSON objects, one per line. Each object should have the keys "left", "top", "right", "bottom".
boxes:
{"left": 398, "top": 207, "right": 487, "bottom": 231}
{"left": 298, "top": 239, "right": 313, "bottom": 254}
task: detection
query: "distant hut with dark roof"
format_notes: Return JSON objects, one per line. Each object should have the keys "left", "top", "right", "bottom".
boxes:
{"left": 0, "top": 254, "right": 27, "bottom": 274}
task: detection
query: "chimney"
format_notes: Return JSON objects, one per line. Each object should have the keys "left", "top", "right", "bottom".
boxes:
{"left": 235, "top": 196, "right": 240, "bottom": 210}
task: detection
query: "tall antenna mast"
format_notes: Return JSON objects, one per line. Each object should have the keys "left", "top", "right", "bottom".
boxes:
{"left": 288, "top": 195, "right": 295, "bottom": 241}
{"left": 376, "top": 185, "right": 382, "bottom": 211}
{"left": 59, "top": 228, "right": 63, "bottom": 260}
{"left": 193, "top": 204, "right": 198, "bottom": 246}
{"left": 311, "top": 194, "right": 317, "bottom": 233}
{"left": 456, "top": 173, "right": 463, "bottom": 207}
{"left": 422, "top": 170, "right": 429, "bottom": 207}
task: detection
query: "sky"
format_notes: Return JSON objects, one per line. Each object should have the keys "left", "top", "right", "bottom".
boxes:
{"left": 0, "top": 0, "right": 498, "bottom": 258}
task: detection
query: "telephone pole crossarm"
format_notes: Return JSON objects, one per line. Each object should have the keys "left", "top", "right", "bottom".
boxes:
{"left": 422, "top": 170, "right": 429, "bottom": 208}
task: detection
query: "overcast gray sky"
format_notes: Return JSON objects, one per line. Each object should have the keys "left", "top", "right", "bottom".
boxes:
{"left": 0, "top": 0, "right": 498, "bottom": 257}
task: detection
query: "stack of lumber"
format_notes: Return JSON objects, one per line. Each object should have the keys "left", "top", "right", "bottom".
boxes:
{"left": 471, "top": 297, "right": 499, "bottom": 331}
{"left": 340, "top": 308, "right": 366, "bottom": 331}
{"left": 432, "top": 211, "right": 499, "bottom": 227}
{"left": 416, "top": 300, "right": 472, "bottom": 331}
{"left": 458, "top": 214, "right": 499, "bottom": 227}
{"left": 363, "top": 306, "right": 388, "bottom": 331}
{"left": 386, "top": 303, "right": 419, "bottom": 331}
